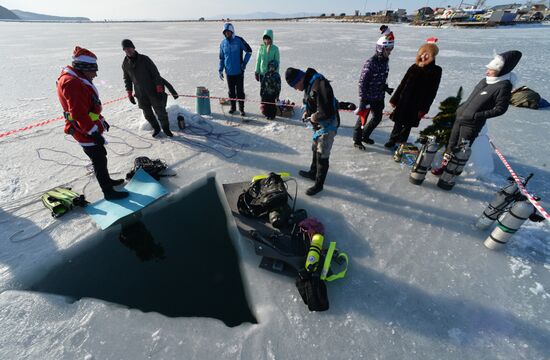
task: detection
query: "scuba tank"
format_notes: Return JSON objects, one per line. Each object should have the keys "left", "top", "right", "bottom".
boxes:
{"left": 484, "top": 197, "right": 536, "bottom": 250}
{"left": 475, "top": 174, "right": 533, "bottom": 230}
{"left": 437, "top": 139, "right": 472, "bottom": 191}
{"left": 305, "top": 234, "right": 324, "bottom": 272}
{"left": 409, "top": 136, "right": 438, "bottom": 185}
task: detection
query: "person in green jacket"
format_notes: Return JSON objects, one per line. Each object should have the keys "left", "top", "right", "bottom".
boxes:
{"left": 255, "top": 29, "right": 280, "bottom": 118}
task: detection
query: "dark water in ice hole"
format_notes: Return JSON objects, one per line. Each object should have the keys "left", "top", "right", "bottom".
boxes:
{"left": 30, "top": 177, "right": 257, "bottom": 327}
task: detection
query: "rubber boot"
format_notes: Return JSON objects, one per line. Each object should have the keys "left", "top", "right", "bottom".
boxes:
{"left": 299, "top": 151, "right": 317, "bottom": 180}
{"left": 239, "top": 102, "right": 245, "bottom": 117}
{"left": 229, "top": 100, "right": 237, "bottom": 114}
{"left": 431, "top": 153, "right": 451, "bottom": 176}
{"left": 110, "top": 178, "right": 125, "bottom": 186}
{"left": 159, "top": 117, "right": 173, "bottom": 137}
{"left": 104, "top": 188, "right": 129, "bottom": 200}
{"left": 306, "top": 157, "right": 329, "bottom": 196}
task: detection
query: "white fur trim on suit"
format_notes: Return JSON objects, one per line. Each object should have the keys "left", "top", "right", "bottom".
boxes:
{"left": 72, "top": 55, "right": 97, "bottom": 64}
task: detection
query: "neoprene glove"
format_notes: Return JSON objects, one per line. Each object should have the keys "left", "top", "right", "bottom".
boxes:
{"left": 103, "top": 120, "right": 110, "bottom": 132}
{"left": 172, "top": 92, "right": 179, "bottom": 100}
{"left": 127, "top": 91, "right": 136, "bottom": 104}
{"left": 91, "top": 131, "right": 105, "bottom": 146}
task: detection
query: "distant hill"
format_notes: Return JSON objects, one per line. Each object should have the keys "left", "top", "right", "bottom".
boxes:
{"left": 214, "top": 11, "right": 319, "bottom": 20}
{"left": 10, "top": 9, "right": 90, "bottom": 21}
{"left": 0, "top": 5, "right": 19, "bottom": 19}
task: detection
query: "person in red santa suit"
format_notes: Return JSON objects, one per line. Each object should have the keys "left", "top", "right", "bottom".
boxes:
{"left": 57, "top": 46, "right": 129, "bottom": 200}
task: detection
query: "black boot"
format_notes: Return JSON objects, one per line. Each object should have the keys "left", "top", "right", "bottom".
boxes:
{"left": 163, "top": 127, "right": 173, "bottom": 137}
{"left": 110, "top": 178, "right": 125, "bottom": 186}
{"left": 306, "top": 157, "right": 329, "bottom": 196}
{"left": 228, "top": 100, "right": 237, "bottom": 114}
{"left": 299, "top": 151, "right": 317, "bottom": 180}
{"left": 152, "top": 128, "right": 161, "bottom": 138}
{"left": 104, "top": 189, "right": 129, "bottom": 200}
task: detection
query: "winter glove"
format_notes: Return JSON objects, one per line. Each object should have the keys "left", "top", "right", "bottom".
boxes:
{"left": 219, "top": 71, "right": 224, "bottom": 81}
{"left": 255, "top": 72, "right": 260, "bottom": 82}
{"left": 383, "top": 84, "right": 394, "bottom": 95}
{"left": 241, "top": 64, "right": 246, "bottom": 73}
{"left": 127, "top": 91, "right": 136, "bottom": 105}
{"left": 418, "top": 111, "right": 426, "bottom": 119}
{"left": 156, "top": 85, "right": 164, "bottom": 94}
{"left": 172, "top": 92, "right": 179, "bottom": 100}
{"left": 102, "top": 119, "right": 110, "bottom": 132}
{"left": 91, "top": 131, "right": 105, "bottom": 146}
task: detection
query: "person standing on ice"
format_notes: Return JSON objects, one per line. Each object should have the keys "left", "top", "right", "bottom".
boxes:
{"left": 286, "top": 67, "right": 340, "bottom": 196}
{"left": 385, "top": 38, "right": 442, "bottom": 148}
{"left": 353, "top": 34, "right": 394, "bottom": 150}
{"left": 57, "top": 46, "right": 128, "bottom": 200}
{"left": 219, "top": 23, "right": 253, "bottom": 116}
{"left": 122, "top": 39, "right": 178, "bottom": 138}
{"left": 254, "top": 29, "right": 280, "bottom": 119}
{"left": 432, "top": 50, "right": 522, "bottom": 175}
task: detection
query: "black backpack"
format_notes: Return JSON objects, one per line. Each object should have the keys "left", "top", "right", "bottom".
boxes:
{"left": 238, "top": 173, "right": 290, "bottom": 218}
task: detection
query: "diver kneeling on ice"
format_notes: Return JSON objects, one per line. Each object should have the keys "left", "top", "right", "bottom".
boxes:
{"left": 57, "top": 46, "right": 128, "bottom": 200}
{"left": 285, "top": 67, "right": 340, "bottom": 196}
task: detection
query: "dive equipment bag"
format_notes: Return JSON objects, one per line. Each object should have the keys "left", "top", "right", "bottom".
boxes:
{"left": 126, "top": 156, "right": 169, "bottom": 181}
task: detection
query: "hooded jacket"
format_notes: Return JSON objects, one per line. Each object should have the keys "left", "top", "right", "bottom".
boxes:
{"left": 455, "top": 78, "right": 512, "bottom": 129}
{"left": 358, "top": 53, "right": 390, "bottom": 102}
{"left": 57, "top": 66, "right": 107, "bottom": 146}
{"left": 303, "top": 68, "right": 340, "bottom": 128}
{"left": 390, "top": 47, "right": 442, "bottom": 127}
{"left": 255, "top": 29, "right": 280, "bottom": 75}
{"left": 219, "top": 23, "right": 253, "bottom": 76}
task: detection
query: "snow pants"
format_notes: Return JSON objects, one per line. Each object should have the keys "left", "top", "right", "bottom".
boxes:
{"left": 82, "top": 144, "right": 111, "bottom": 193}
{"left": 446, "top": 120, "right": 481, "bottom": 153}
{"left": 137, "top": 93, "right": 170, "bottom": 131}
{"left": 227, "top": 74, "right": 245, "bottom": 111}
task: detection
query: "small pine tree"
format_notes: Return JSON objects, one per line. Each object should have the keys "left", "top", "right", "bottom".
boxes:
{"left": 419, "top": 87, "right": 463, "bottom": 149}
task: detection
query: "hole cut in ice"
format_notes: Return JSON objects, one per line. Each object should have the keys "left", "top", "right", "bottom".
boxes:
{"left": 30, "top": 177, "right": 257, "bottom": 327}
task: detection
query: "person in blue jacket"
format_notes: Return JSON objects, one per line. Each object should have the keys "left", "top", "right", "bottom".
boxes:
{"left": 219, "top": 23, "right": 253, "bottom": 116}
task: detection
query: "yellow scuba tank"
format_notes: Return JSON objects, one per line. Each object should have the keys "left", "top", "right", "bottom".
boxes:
{"left": 305, "top": 234, "right": 324, "bottom": 272}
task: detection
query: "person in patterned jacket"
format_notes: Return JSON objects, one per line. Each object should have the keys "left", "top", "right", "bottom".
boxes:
{"left": 353, "top": 35, "right": 395, "bottom": 150}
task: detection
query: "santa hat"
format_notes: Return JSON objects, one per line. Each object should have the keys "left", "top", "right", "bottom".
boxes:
{"left": 486, "top": 50, "right": 522, "bottom": 76}
{"left": 72, "top": 46, "right": 98, "bottom": 72}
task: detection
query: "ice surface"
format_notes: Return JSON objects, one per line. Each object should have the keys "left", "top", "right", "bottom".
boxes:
{"left": 0, "top": 21, "right": 549, "bottom": 359}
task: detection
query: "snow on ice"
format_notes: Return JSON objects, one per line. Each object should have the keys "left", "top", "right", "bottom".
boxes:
{"left": 0, "top": 21, "right": 549, "bottom": 359}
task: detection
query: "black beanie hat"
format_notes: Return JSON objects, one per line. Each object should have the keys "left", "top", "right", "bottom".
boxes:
{"left": 285, "top": 67, "right": 305, "bottom": 87}
{"left": 497, "top": 50, "right": 522, "bottom": 77}
{"left": 121, "top": 39, "right": 135, "bottom": 49}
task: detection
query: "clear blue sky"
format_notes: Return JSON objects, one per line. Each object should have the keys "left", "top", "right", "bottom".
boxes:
{"left": 2, "top": 0, "right": 514, "bottom": 20}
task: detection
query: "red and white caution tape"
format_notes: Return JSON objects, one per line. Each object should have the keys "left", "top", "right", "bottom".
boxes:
{"left": 489, "top": 139, "right": 550, "bottom": 223}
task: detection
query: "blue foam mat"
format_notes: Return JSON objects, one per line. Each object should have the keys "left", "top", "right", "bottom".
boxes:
{"left": 85, "top": 168, "right": 168, "bottom": 230}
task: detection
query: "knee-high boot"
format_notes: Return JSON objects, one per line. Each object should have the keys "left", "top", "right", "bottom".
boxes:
{"left": 299, "top": 151, "right": 317, "bottom": 180}
{"left": 306, "top": 157, "right": 329, "bottom": 196}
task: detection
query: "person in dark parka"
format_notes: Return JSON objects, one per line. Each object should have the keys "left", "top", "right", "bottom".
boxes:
{"left": 432, "top": 50, "right": 522, "bottom": 175}
{"left": 286, "top": 67, "right": 340, "bottom": 196}
{"left": 122, "top": 39, "right": 178, "bottom": 138}
{"left": 386, "top": 39, "right": 442, "bottom": 148}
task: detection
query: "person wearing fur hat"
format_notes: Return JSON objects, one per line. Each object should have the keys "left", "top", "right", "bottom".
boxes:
{"left": 57, "top": 46, "right": 128, "bottom": 200}
{"left": 385, "top": 39, "right": 442, "bottom": 148}
{"left": 353, "top": 34, "right": 394, "bottom": 150}
{"left": 219, "top": 23, "right": 253, "bottom": 116}
{"left": 286, "top": 67, "right": 340, "bottom": 196}
{"left": 122, "top": 39, "right": 177, "bottom": 138}
{"left": 432, "top": 50, "right": 522, "bottom": 175}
